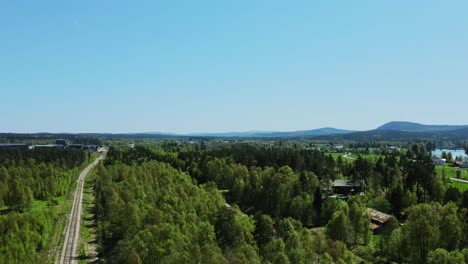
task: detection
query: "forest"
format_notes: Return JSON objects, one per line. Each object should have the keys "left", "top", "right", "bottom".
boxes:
{"left": 91, "top": 143, "right": 468, "bottom": 263}
{"left": 1, "top": 140, "right": 468, "bottom": 263}
{"left": 0, "top": 148, "right": 90, "bottom": 263}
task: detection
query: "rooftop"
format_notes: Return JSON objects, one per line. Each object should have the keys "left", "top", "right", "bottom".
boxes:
{"left": 367, "top": 208, "right": 391, "bottom": 224}
{"left": 333, "top": 179, "right": 359, "bottom": 187}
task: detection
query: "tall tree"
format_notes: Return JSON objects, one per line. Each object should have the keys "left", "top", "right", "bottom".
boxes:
{"left": 326, "top": 210, "right": 351, "bottom": 244}
{"left": 403, "top": 204, "right": 441, "bottom": 264}
{"left": 348, "top": 197, "right": 370, "bottom": 245}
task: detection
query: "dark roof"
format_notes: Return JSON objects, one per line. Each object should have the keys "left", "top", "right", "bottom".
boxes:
{"left": 333, "top": 179, "right": 358, "bottom": 187}
{"left": 0, "top": 143, "right": 29, "bottom": 148}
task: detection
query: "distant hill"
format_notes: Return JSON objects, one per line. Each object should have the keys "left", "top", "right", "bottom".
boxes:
{"left": 315, "top": 130, "right": 434, "bottom": 142}
{"left": 252, "top": 128, "right": 354, "bottom": 138}
{"left": 316, "top": 126, "right": 468, "bottom": 142}
{"left": 377, "top": 121, "right": 468, "bottom": 132}
{"left": 184, "top": 128, "right": 354, "bottom": 138}
{"left": 184, "top": 131, "right": 274, "bottom": 138}
{"left": 3, "top": 121, "right": 467, "bottom": 142}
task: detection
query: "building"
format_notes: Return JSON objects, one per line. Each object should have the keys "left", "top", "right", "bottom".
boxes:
{"left": 332, "top": 179, "right": 362, "bottom": 195}
{"left": 461, "top": 163, "right": 468, "bottom": 169}
{"left": 433, "top": 158, "right": 446, "bottom": 166}
{"left": 0, "top": 143, "right": 29, "bottom": 149}
{"left": 367, "top": 208, "right": 392, "bottom": 235}
{"left": 56, "top": 139, "right": 66, "bottom": 146}
{"left": 34, "top": 144, "right": 60, "bottom": 148}
{"left": 334, "top": 145, "right": 344, "bottom": 152}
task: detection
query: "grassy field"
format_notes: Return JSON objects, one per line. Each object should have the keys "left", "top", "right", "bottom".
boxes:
{"left": 435, "top": 165, "right": 468, "bottom": 181}
{"left": 449, "top": 181, "right": 468, "bottom": 191}
{"left": 326, "top": 152, "right": 384, "bottom": 162}
{"left": 327, "top": 152, "right": 344, "bottom": 160}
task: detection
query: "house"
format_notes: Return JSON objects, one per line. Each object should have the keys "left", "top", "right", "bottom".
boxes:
{"left": 433, "top": 158, "right": 446, "bottom": 166}
{"left": 332, "top": 179, "right": 361, "bottom": 195}
{"left": 453, "top": 161, "right": 468, "bottom": 168}
{"left": 334, "top": 145, "right": 344, "bottom": 152}
{"left": 367, "top": 208, "right": 392, "bottom": 235}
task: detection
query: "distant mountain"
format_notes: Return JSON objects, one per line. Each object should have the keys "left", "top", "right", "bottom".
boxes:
{"left": 252, "top": 128, "right": 354, "bottom": 138}
{"left": 377, "top": 121, "right": 468, "bottom": 132}
{"left": 182, "top": 128, "right": 354, "bottom": 138}
{"left": 316, "top": 126, "right": 468, "bottom": 142}
{"left": 184, "top": 131, "right": 275, "bottom": 137}
{"left": 3, "top": 123, "right": 468, "bottom": 142}
{"left": 315, "top": 130, "right": 433, "bottom": 141}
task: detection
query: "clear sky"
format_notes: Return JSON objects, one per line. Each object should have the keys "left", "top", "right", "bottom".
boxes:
{"left": 1, "top": 1, "right": 467, "bottom": 133}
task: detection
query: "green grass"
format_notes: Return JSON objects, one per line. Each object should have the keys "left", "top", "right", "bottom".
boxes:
{"left": 326, "top": 153, "right": 355, "bottom": 163}
{"left": 327, "top": 152, "right": 344, "bottom": 159}
{"left": 449, "top": 181, "right": 468, "bottom": 191}
{"left": 31, "top": 200, "right": 48, "bottom": 211}
{"left": 326, "top": 152, "right": 384, "bottom": 162}
{"left": 436, "top": 165, "right": 468, "bottom": 180}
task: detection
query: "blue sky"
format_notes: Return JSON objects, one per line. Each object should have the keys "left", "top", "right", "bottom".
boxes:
{"left": 1, "top": 1, "right": 467, "bottom": 133}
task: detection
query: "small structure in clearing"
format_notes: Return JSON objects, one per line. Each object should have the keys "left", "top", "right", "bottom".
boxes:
{"left": 332, "top": 179, "right": 361, "bottom": 195}
{"left": 367, "top": 208, "right": 392, "bottom": 235}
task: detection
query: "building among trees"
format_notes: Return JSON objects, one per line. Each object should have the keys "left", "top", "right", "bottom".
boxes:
{"left": 367, "top": 208, "right": 391, "bottom": 235}
{"left": 332, "top": 179, "right": 362, "bottom": 195}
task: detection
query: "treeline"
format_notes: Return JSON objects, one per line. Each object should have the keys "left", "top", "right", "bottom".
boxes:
{"left": 0, "top": 148, "right": 90, "bottom": 263}
{"left": 0, "top": 148, "right": 90, "bottom": 209}
{"left": 0, "top": 148, "right": 89, "bottom": 168}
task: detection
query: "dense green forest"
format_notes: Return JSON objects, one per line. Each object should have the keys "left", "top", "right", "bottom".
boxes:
{"left": 2, "top": 140, "right": 468, "bottom": 263}
{"left": 0, "top": 148, "right": 90, "bottom": 263}
{"left": 91, "top": 143, "right": 468, "bottom": 263}
{"left": 95, "top": 148, "right": 361, "bottom": 263}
